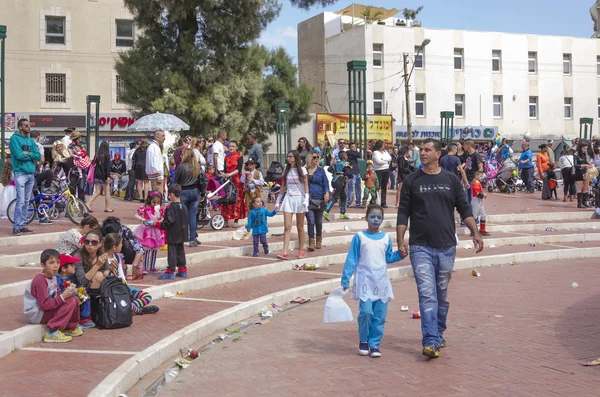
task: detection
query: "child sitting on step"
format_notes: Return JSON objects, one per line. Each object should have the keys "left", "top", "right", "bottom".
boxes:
{"left": 23, "top": 249, "right": 83, "bottom": 343}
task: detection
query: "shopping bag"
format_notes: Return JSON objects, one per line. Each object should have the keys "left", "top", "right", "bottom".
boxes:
{"left": 323, "top": 287, "right": 353, "bottom": 323}
{"left": 86, "top": 164, "right": 96, "bottom": 184}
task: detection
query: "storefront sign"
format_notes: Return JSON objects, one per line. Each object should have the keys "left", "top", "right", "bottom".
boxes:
{"left": 316, "top": 113, "right": 393, "bottom": 145}
{"left": 25, "top": 114, "right": 135, "bottom": 131}
{"left": 396, "top": 126, "right": 497, "bottom": 140}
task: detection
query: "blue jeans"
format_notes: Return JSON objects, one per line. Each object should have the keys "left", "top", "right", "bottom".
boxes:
{"left": 521, "top": 167, "right": 534, "bottom": 192}
{"left": 409, "top": 245, "right": 456, "bottom": 347}
{"left": 358, "top": 299, "right": 388, "bottom": 348}
{"left": 181, "top": 189, "right": 201, "bottom": 242}
{"left": 14, "top": 174, "right": 35, "bottom": 229}
{"left": 252, "top": 233, "right": 269, "bottom": 256}
{"left": 347, "top": 173, "right": 362, "bottom": 205}
{"left": 305, "top": 208, "right": 324, "bottom": 238}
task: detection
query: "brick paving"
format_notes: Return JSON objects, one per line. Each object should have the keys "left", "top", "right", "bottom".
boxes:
{"left": 159, "top": 258, "right": 600, "bottom": 397}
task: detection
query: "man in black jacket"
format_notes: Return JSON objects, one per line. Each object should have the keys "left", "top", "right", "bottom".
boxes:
{"left": 158, "top": 184, "right": 189, "bottom": 280}
{"left": 346, "top": 142, "right": 362, "bottom": 207}
{"left": 397, "top": 138, "right": 483, "bottom": 359}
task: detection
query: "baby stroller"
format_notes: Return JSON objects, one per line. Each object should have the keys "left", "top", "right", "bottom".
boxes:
{"left": 265, "top": 161, "right": 284, "bottom": 203}
{"left": 494, "top": 159, "right": 518, "bottom": 193}
{"left": 196, "top": 177, "right": 230, "bottom": 230}
{"left": 484, "top": 158, "right": 500, "bottom": 191}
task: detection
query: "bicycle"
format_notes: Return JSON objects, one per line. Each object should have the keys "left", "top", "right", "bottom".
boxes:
{"left": 7, "top": 184, "right": 90, "bottom": 226}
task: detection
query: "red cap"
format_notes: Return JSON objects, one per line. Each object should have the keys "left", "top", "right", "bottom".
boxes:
{"left": 59, "top": 254, "right": 79, "bottom": 269}
{"left": 114, "top": 152, "right": 121, "bottom": 159}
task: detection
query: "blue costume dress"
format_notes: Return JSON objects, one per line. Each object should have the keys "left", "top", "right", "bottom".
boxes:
{"left": 341, "top": 230, "right": 402, "bottom": 348}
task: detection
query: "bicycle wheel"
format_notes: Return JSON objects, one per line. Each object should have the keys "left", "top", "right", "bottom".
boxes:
{"left": 65, "top": 197, "right": 89, "bottom": 225}
{"left": 7, "top": 199, "right": 36, "bottom": 225}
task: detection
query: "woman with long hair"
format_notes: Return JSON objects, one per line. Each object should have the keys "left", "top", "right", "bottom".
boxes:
{"left": 87, "top": 141, "right": 113, "bottom": 212}
{"left": 574, "top": 141, "right": 594, "bottom": 208}
{"left": 559, "top": 147, "right": 576, "bottom": 202}
{"left": 193, "top": 137, "right": 207, "bottom": 171}
{"left": 275, "top": 150, "right": 309, "bottom": 259}
{"left": 132, "top": 138, "right": 150, "bottom": 202}
{"left": 372, "top": 140, "right": 391, "bottom": 207}
{"left": 221, "top": 140, "right": 247, "bottom": 228}
{"left": 305, "top": 150, "right": 330, "bottom": 251}
{"left": 296, "top": 137, "right": 313, "bottom": 165}
{"left": 175, "top": 148, "right": 202, "bottom": 246}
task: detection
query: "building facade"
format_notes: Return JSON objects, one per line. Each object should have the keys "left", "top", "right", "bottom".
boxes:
{"left": 2, "top": 0, "right": 141, "bottom": 152}
{"left": 299, "top": 10, "right": 600, "bottom": 141}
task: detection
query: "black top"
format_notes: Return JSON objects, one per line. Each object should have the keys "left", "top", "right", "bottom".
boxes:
{"left": 346, "top": 149, "right": 360, "bottom": 175}
{"left": 132, "top": 147, "right": 147, "bottom": 169}
{"left": 460, "top": 151, "right": 482, "bottom": 181}
{"left": 160, "top": 202, "right": 189, "bottom": 244}
{"left": 174, "top": 163, "right": 198, "bottom": 188}
{"left": 93, "top": 154, "right": 111, "bottom": 181}
{"left": 397, "top": 169, "right": 473, "bottom": 248}
{"left": 397, "top": 155, "right": 412, "bottom": 181}
{"left": 111, "top": 160, "right": 126, "bottom": 175}
{"left": 440, "top": 154, "right": 462, "bottom": 179}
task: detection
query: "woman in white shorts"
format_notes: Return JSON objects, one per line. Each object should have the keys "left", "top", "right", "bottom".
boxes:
{"left": 275, "top": 150, "right": 309, "bottom": 260}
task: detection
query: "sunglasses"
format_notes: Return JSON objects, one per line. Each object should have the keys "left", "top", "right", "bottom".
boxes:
{"left": 84, "top": 239, "right": 100, "bottom": 246}
{"left": 312, "top": 155, "right": 319, "bottom": 159}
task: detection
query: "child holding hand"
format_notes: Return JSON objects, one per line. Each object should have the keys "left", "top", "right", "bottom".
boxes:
{"left": 134, "top": 191, "right": 166, "bottom": 274}
{"left": 341, "top": 204, "right": 404, "bottom": 358}
{"left": 23, "top": 249, "right": 84, "bottom": 343}
{"left": 246, "top": 197, "right": 276, "bottom": 257}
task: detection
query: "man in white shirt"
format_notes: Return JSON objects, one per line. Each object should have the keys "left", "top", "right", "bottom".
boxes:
{"left": 212, "top": 130, "right": 227, "bottom": 175}
{"left": 61, "top": 127, "right": 74, "bottom": 148}
{"left": 146, "top": 130, "right": 166, "bottom": 195}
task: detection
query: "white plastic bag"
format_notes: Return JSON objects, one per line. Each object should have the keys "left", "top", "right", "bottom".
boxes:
{"left": 232, "top": 226, "right": 250, "bottom": 240}
{"left": 323, "top": 287, "right": 353, "bottom": 323}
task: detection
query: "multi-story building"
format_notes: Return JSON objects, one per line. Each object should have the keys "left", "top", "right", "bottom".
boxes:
{"left": 2, "top": 0, "right": 141, "bottom": 153}
{"left": 299, "top": 6, "right": 600, "bottom": 141}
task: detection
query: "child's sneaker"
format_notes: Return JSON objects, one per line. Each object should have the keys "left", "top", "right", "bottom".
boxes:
{"left": 264, "top": 249, "right": 270, "bottom": 255}
{"left": 323, "top": 211, "right": 330, "bottom": 221}
{"left": 339, "top": 214, "right": 350, "bottom": 220}
{"left": 252, "top": 253, "right": 259, "bottom": 257}
{"left": 277, "top": 253, "right": 289, "bottom": 260}
{"left": 422, "top": 344, "right": 440, "bottom": 358}
{"left": 358, "top": 342, "right": 369, "bottom": 356}
{"left": 175, "top": 271, "right": 187, "bottom": 278}
{"left": 64, "top": 325, "right": 84, "bottom": 337}
{"left": 141, "top": 305, "right": 160, "bottom": 315}
{"left": 44, "top": 329, "right": 72, "bottom": 343}
{"left": 370, "top": 346, "right": 382, "bottom": 358}
{"left": 80, "top": 320, "right": 96, "bottom": 329}
{"left": 158, "top": 272, "right": 175, "bottom": 280}
{"left": 297, "top": 251, "right": 305, "bottom": 259}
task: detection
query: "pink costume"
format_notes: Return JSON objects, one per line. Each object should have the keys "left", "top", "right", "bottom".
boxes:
{"left": 134, "top": 205, "right": 166, "bottom": 249}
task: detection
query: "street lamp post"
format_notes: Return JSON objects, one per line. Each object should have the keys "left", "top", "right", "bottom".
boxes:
{"left": 276, "top": 103, "right": 290, "bottom": 165}
{"left": 404, "top": 38, "right": 430, "bottom": 143}
{"left": 0, "top": 25, "right": 6, "bottom": 171}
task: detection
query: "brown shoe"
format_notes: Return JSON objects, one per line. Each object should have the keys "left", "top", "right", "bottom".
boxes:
{"left": 308, "top": 238, "right": 315, "bottom": 252}
{"left": 316, "top": 236, "right": 322, "bottom": 249}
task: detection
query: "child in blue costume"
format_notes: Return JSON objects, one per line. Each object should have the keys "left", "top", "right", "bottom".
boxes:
{"left": 341, "top": 204, "right": 404, "bottom": 358}
{"left": 323, "top": 151, "right": 353, "bottom": 221}
{"left": 246, "top": 197, "right": 277, "bottom": 257}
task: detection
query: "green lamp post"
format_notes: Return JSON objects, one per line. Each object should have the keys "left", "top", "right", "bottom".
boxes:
{"left": 276, "top": 103, "right": 290, "bottom": 165}
{"left": 86, "top": 95, "right": 100, "bottom": 155}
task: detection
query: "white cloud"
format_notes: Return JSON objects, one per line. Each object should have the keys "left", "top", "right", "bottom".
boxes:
{"left": 260, "top": 26, "right": 297, "bottom": 47}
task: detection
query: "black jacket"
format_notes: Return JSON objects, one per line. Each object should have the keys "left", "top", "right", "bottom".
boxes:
{"left": 397, "top": 155, "right": 412, "bottom": 182}
{"left": 160, "top": 202, "right": 189, "bottom": 244}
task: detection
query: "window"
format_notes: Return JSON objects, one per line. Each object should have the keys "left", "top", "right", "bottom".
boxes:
{"left": 116, "top": 76, "right": 126, "bottom": 104}
{"left": 564, "top": 97, "right": 573, "bottom": 119}
{"left": 455, "top": 94, "right": 464, "bottom": 117}
{"left": 529, "top": 96, "right": 538, "bottom": 119}
{"left": 528, "top": 52, "right": 537, "bottom": 74}
{"left": 493, "top": 95, "right": 503, "bottom": 118}
{"left": 415, "top": 46, "right": 424, "bottom": 69}
{"left": 45, "top": 73, "right": 66, "bottom": 103}
{"left": 415, "top": 93, "right": 426, "bottom": 117}
{"left": 373, "top": 92, "right": 384, "bottom": 115}
{"left": 45, "top": 17, "right": 65, "bottom": 44}
{"left": 597, "top": 56, "right": 600, "bottom": 76}
{"left": 563, "top": 54, "right": 571, "bottom": 75}
{"left": 373, "top": 44, "right": 383, "bottom": 68}
{"left": 492, "top": 50, "right": 501, "bottom": 72}
{"left": 116, "top": 20, "right": 134, "bottom": 47}
{"left": 454, "top": 48, "right": 463, "bottom": 70}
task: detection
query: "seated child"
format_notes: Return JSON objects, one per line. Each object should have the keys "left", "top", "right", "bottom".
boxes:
{"left": 56, "top": 254, "right": 94, "bottom": 329}
{"left": 23, "top": 249, "right": 84, "bottom": 343}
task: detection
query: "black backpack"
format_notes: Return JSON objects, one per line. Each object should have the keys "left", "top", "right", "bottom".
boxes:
{"left": 266, "top": 161, "right": 284, "bottom": 182}
{"left": 219, "top": 181, "right": 238, "bottom": 205}
{"left": 94, "top": 277, "right": 133, "bottom": 329}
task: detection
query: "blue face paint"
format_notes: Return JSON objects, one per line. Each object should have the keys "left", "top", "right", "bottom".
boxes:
{"left": 367, "top": 210, "right": 383, "bottom": 230}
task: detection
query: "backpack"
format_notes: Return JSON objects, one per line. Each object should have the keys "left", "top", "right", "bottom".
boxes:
{"left": 265, "top": 161, "right": 284, "bottom": 182}
{"left": 94, "top": 277, "right": 132, "bottom": 329}
{"left": 219, "top": 181, "right": 238, "bottom": 205}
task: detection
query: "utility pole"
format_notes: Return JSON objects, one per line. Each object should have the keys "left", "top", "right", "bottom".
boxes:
{"left": 403, "top": 53, "right": 412, "bottom": 143}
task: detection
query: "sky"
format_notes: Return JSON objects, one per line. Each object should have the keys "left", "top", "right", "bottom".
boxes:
{"left": 259, "top": 0, "right": 595, "bottom": 62}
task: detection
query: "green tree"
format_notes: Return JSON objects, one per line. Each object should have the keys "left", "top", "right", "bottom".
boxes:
{"left": 247, "top": 47, "right": 313, "bottom": 152}
{"left": 402, "top": 6, "right": 424, "bottom": 21}
{"left": 116, "top": 0, "right": 316, "bottom": 146}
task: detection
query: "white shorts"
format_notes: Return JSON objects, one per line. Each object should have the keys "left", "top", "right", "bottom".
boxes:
{"left": 471, "top": 197, "right": 486, "bottom": 220}
{"left": 281, "top": 195, "right": 307, "bottom": 213}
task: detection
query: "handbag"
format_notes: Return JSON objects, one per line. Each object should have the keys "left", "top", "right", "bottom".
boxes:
{"left": 566, "top": 157, "right": 575, "bottom": 177}
{"left": 86, "top": 163, "right": 96, "bottom": 184}
{"left": 309, "top": 198, "right": 326, "bottom": 210}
